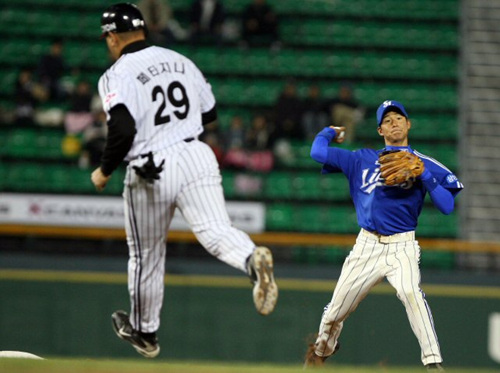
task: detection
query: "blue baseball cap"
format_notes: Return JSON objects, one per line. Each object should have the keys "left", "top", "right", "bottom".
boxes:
{"left": 376, "top": 100, "right": 409, "bottom": 126}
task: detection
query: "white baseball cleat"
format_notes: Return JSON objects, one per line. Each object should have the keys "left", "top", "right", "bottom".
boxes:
{"left": 247, "top": 246, "right": 278, "bottom": 316}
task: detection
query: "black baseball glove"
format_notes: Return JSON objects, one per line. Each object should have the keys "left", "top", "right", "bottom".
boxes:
{"left": 133, "top": 152, "right": 165, "bottom": 184}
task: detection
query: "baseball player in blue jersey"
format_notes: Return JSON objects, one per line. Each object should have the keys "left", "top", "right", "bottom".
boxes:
{"left": 304, "top": 100, "right": 463, "bottom": 372}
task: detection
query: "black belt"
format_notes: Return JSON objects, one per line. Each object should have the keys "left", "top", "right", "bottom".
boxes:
{"left": 138, "top": 138, "right": 195, "bottom": 158}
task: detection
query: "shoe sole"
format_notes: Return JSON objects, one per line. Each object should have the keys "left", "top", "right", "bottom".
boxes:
{"left": 111, "top": 311, "right": 160, "bottom": 358}
{"left": 252, "top": 246, "right": 278, "bottom": 316}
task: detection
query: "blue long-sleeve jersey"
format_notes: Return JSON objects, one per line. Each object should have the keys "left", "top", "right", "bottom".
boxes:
{"left": 311, "top": 127, "right": 464, "bottom": 235}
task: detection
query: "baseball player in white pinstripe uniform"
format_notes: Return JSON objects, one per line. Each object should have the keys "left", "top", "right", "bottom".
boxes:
{"left": 91, "top": 3, "right": 278, "bottom": 358}
{"left": 304, "top": 101, "right": 463, "bottom": 372}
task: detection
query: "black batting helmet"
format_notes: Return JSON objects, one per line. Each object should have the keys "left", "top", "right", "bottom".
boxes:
{"left": 100, "top": 3, "right": 147, "bottom": 38}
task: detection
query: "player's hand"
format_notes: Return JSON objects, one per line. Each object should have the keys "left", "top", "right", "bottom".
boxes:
{"left": 91, "top": 167, "right": 111, "bottom": 192}
{"left": 329, "top": 126, "right": 346, "bottom": 144}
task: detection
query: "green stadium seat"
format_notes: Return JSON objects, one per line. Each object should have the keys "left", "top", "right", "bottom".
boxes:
{"left": 291, "top": 173, "right": 320, "bottom": 200}
{"left": 0, "top": 163, "right": 8, "bottom": 190}
{"left": 320, "top": 174, "right": 351, "bottom": 202}
{"left": 0, "top": 40, "right": 43, "bottom": 65}
{"left": 7, "top": 163, "right": 47, "bottom": 192}
{"left": 102, "top": 168, "right": 125, "bottom": 195}
{"left": 46, "top": 164, "right": 74, "bottom": 193}
{"left": 288, "top": 142, "right": 317, "bottom": 169}
{"left": 266, "top": 203, "right": 293, "bottom": 231}
{"left": 217, "top": 109, "right": 254, "bottom": 130}
{"left": 171, "top": 46, "right": 456, "bottom": 80}
{"left": 221, "top": 171, "right": 236, "bottom": 199}
{"left": 65, "top": 0, "right": 111, "bottom": 9}
{"left": 413, "top": 144, "right": 458, "bottom": 171}
{"left": 168, "top": 0, "right": 191, "bottom": 12}
{"left": 264, "top": 172, "right": 293, "bottom": 200}
{"left": 3, "top": 129, "right": 39, "bottom": 158}
{"left": 181, "top": 45, "right": 457, "bottom": 79}
{"left": 411, "top": 115, "right": 458, "bottom": 140}
{"left": 36, "top": 131, "right": 65, "bottom": 160}
{"left": 0, "top": 69, "right": 18, "bottom": 96}
{"left": 293, "top": 205, "right": 325, "bottom": 233}
{"left": 359, "top": 0, "right": 458, "bottom": 20}
{"left": 417, "top": 208, "right": 457, "bottom": 237}
{"left": 210, "top": 79, "right": 457, "bottom": 111}
{"left": 281, "top": 18, "right": 458, "bottom": 50}
{"left": 323, "top": 206, "right": 358, "bottom": 234}
{"left": 169, "top": 0, "right": 458, "bottom": 19}
{"left": 65, "top": 167, "right": 97, "bottom": 194}
{"left": 232, "top": 173, "right": 264, "bottom": 200}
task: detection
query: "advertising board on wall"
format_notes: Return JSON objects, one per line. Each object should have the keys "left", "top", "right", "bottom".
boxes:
{"left": 0, "top": 193, "right": 265, "bottom": 233}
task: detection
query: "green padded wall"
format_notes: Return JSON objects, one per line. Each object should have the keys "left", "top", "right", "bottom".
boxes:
{"left": 0, "top": 271, "right": 497, "bottom": 368}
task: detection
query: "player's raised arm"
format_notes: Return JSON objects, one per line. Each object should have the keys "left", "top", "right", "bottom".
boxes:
{"left": 310, "top": 126, "right": 344, "bottom": 163}
{"left": 310, "top": 125, "right": 355, "bottom": 176}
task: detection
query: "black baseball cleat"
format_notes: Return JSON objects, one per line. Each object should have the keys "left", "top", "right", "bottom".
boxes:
{"left": 247, "top": 246, "right": 278, "bottom": 316}
{"left": 426, "top": 363, "right": 445, "bottom": 371}
{"left": 111, "top": 310, "right": 160, "bottom": 358}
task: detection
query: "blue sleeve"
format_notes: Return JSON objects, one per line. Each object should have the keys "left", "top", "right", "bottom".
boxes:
{"left": 421, "top": 168, "right": 454, "bottom": 215}
{"left": 415, "top": 151, "right": 464, "bottom": 197}
{"left": 310, "top": 127, "right": 336, "bottom": 164}
{"left": 310, "top": 127, "right": 355, "bottom": 175}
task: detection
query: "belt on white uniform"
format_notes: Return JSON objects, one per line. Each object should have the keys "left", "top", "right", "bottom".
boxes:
{"left": 360, "top": 228, "right": 415, "bottom": 244}
{"left": 137, "top": 137, "right": 195, "bottom": 159}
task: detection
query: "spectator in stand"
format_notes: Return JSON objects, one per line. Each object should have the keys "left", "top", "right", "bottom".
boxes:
{"left": 13, "top": 68, "right": 48, "bottom": 126}
{"left": 221, "top": 113, "right": 275, "bottom": 172}
{"left": 79, "top": 110, "right": 108, "bottom": 168}
{"left": 273, "top": 80, "right": 303, "bottom": 141}
{"left": 225, "top": 115, "right": 246, "bottom": 151}
{"left": 189, "top": 0, "right": 225, "bottom": 45}
{"left": 241, "top": 0, "right": 280, "bottom": 50}
{"left": 37, "top": 39, "right": 65, "bottom": 101}
{"left": 300, "top": 84, "right": 330, "bottom": 141}
{"left": 64, "top": 80, "right": 94, "bottom": 135}
{"left": 245, "top": 113, "right": 274, "bottom": 172}
{"left": 271, "top": 80, "right": 304, "bottom": 166}
{"left": 137, "top": 0, "right": 187, "bottom": 45}
{"left": 223, "top": 115, "right": 247, "bottom": 170}
{"left": 60, "top": 67, "right": 83, "bottom": 98}
{"left": 326, "top": 82, "right": 365, "bottom": 144}
{"left": 246, "top": 113, "right": 273, "bottom": 151}
{"left": 200, "top": 120, "right": 224, "bottom": 163}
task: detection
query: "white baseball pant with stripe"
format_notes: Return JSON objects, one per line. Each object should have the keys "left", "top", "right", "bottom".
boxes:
{"left": 123, "top": 139, "right": 255, "bottom": 333}
{"left": 314, "top": 228, "right": 442, "bottom": 366}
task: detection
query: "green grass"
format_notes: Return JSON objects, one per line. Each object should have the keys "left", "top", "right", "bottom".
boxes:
{"left": 0, "top": 358, "right": 498, "bottom": 373}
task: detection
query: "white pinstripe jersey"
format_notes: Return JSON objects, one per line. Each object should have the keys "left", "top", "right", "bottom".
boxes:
{"left": 98, "top": 46, "right": 216, "bottom": 160}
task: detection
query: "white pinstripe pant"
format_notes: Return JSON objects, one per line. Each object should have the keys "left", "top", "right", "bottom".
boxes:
{"left": 123, "top": 140, "right": 255, "bottom": 333}
{"left": 314, "top": 229, "right": 442, "bottom": 366}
